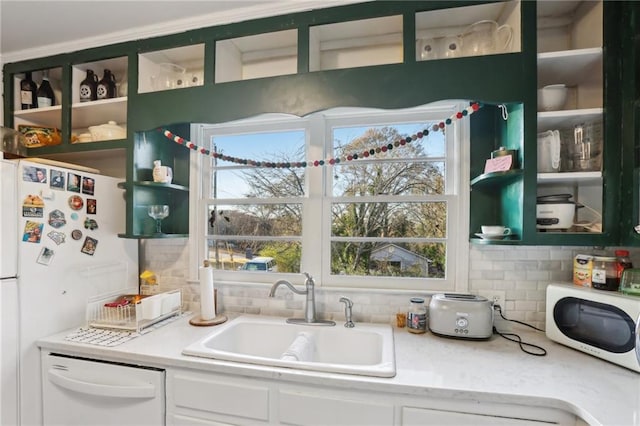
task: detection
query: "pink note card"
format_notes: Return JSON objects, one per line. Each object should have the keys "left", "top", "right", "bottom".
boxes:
{"left": 484, "top": 156, "right": 513, "bottom": 174}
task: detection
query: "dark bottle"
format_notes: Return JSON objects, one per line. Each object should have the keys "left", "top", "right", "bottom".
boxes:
{"left": 20, "top": 72, "right": 38, "bottom": 109}
{"left": 37, "top": 70, "right": 55, "bottom": 108}
{"left": 79, "top": 69, "right": 98, "bottom": 102}
{"left": 96, "top": 69, "right": 116, "bottom": 100}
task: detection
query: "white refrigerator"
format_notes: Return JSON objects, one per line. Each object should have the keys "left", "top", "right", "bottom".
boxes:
{"left": 0, "top": 159, "right": 138, "bottom": 426}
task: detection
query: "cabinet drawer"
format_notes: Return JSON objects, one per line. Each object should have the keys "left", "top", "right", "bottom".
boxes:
{"left": 169, "top": 371, "right": 269, "bottom": 421}
{"left": 279, "top": 389, "right": 394, "bottom": 425}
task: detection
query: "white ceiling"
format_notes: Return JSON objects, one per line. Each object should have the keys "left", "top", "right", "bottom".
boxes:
{"left": 0, "top": 0, "right": 362, "bottom": 62}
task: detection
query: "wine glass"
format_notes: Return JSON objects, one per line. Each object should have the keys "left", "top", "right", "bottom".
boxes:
{"left": 147, "top": 205, "right": 169, "bottom": 234}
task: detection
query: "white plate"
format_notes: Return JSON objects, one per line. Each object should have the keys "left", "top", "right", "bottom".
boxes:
{"left": 475, "top": 233, "right": 510, "bottom": 240}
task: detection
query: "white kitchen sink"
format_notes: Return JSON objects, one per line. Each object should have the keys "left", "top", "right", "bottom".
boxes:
{"left": 182, "top": 315, "right": 396, "bottom": 378}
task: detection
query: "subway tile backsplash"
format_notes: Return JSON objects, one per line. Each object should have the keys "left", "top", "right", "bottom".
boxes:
{"left": 141, "top": 240, "right": 640, "bottom": 331}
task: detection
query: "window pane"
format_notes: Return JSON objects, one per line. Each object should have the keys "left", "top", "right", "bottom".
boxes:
{"left": 332, "top": 161, "right": 444, "bottom": 196}
{"left": 210, "top": 130, "right": 306, "bottom": 199}
{"left": 332, "top": 123, "right": 445, "bottom": 160}
{"left": 330, "top": 242, "right": 446, "bottom": 278}
{"left": 207, "top": 238, "right": 301, "bottom": 273}
{"left": 208, "top": 204, "right": 302, "bottom": 237}
{"left": 331, "top": 202, "right": 447, "bottom": 238}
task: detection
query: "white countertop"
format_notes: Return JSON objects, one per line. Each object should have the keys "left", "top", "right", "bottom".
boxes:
{"left": 38, "top": 314, "right": 639, "bottom": 426}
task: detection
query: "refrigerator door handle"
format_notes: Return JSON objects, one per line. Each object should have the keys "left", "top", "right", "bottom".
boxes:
{"left": 47, "top": 369, "right": 156, "bottom": 399}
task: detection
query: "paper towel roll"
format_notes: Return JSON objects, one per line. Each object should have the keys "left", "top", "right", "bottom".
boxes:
{"left": 199, "top": 261, "right": 216, "bottom": 320}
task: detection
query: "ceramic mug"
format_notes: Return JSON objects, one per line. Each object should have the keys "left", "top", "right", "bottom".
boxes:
{"left": 481, "top": 225, "right": 511, "bottom": 235}
{"left": 153, "top": 166, "right": 173, "bottom": 184}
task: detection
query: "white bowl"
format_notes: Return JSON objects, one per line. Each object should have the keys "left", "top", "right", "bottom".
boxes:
{"left": 88, "top": 121, "right": 126, "bottom": 141}
{"left": 537, "top": 84, "right": 567, "bottom": 111}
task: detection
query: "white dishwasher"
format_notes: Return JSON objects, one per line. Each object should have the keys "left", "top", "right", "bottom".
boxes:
{"left": 42, "top": 353, "right": 165, "bottom": 425}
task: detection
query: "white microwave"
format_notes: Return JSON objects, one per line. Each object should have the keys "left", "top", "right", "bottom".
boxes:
{"left": 546, "top": 283, "right": 640, "bottom": 373}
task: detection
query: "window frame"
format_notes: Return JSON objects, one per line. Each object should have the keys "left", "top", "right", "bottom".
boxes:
{"left": 189, "top": 101, "right": 470, "bottom": 291}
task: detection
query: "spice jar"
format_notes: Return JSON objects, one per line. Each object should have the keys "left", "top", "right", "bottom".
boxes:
{"left": 591, "top": 256, "right": 619, "bottom": 291}
{"left": 407, "top": 297, "right": 427, "bottom": 334}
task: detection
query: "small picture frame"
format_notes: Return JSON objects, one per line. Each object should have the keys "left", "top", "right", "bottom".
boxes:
{"left": 23, "top": 166, "right": 47, "bottom": 183}
{"left": 86, "top": 198, "right": 97, "bottom": 215}
{"left": 82, "top": 177, "right": 95, "bottom": 195}
{"left": 81, "top": 236, "right": 98, "bottom": 256}
{"left": 50, "top": 170, "right": 65, "bottom": 190}
{"left": 67, "top": 173, "right": 81, "bottom": 192}
{"left": 37, "top": 247, "right": 55, "bottom": 266}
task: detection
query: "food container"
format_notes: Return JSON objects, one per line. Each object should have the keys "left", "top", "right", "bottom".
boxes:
{"left": 620, "top": 268, "right": 640, "bottom": 296}
{"left": 537, "top": 84, "right": 568, "bottom": 111}
{"left": 573, "top": 254, "right": 593, "bottom": 287}
{"left": 18, "top": 125, "right": 62, "bottom": 148}
{"left": 559, "top": 122, "right": 602, "bottom": 172}
{"left": 88, "top": 121, "right": 126, "bottom": 141}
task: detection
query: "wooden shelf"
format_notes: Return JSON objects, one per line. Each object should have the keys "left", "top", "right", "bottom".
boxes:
{"left": 537, "top": 171, "right": 602, "bottom": 185}
{"left": 537, "top": 47, "right": 603, "bottom": 87}
{"left": 537, "top": 108, "right": 603, "bottom": 131}
{"left": 71, "top": 97, "right": 127, "bottom": 129}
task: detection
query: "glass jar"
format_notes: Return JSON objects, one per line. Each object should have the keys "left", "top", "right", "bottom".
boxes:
{"left": 407, "top": 297, "right": 427, "bottom": 334}
{"left": 615, "top": 250, "right": 633, "bottom": 280}
{"left": 592, "top": 256, "right": 619, "bottom": 291}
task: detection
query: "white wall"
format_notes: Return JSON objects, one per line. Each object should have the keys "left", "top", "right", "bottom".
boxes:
{"left": 141, "top": 239, "right": 640, "bottom": 331}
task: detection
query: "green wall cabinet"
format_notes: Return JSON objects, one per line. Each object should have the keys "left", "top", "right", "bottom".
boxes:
{"left": 3, "top": 1, "right": 636, "bottom": 244}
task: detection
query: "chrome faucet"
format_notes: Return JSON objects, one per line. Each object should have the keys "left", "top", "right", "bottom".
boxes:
{"left": 269, "top": 272, "right": 335, "bottom": 326}
{"left": 339, "top": 296, "right": 355, "bottom": 328}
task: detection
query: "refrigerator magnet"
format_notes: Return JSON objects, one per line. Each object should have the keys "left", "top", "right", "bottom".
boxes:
{"left": 71, "top": 229, "right": 82, "bottom": 240}
{"left": 86, "top": 199, "right": 97, "bottom": 214}
{"left": 22, "top": 166, "right": 47, "bottom": 183}
{"left": 22, "top": 221, "right": 43, "bottom": 243}
{"left": 68, "top": 195, "right": 83, "bottom": 210}
{"left": 81, "top": 177, "right": 95, "bottom": 195}
{"left": 48, "top": 209, "right": 66, "bottom": 228}
{"left": 47, "top": 230, "right": 66, "bottom": 245}
{"left": 67, "top": 173, "right": 81, "bottom": 192}
{"left": 50, "top": 170, "right": 65, "bottom": 190}
{"left": 84, "top": 218, "right": 98, "bottom": 230}
{"left": 22, "top": 195, "right": 44, "bottom": 218}
{"left": 81, "top": 236, "right": 98, "bottom": 255}
{"left": 36, "top": 247, "right": 55, "bottom": 266}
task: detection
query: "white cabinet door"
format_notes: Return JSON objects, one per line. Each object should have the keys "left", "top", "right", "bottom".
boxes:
{"left": 401, "top": 406, "right": 575, "bottom": 426}
{"left": 278, "top": 388, "right": 394, "bottom": 426}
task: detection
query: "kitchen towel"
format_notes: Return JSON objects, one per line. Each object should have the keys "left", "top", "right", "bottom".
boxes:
{"left": 281, "top": 332, "right": 315, "bottom": 362}
{"left": 199, "top": 261, "right": 216, "bottom": 320}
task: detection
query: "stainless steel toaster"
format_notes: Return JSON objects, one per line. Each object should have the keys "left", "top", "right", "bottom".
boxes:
{"left": 428, "top": 293, "right": 494, "bottom": 339}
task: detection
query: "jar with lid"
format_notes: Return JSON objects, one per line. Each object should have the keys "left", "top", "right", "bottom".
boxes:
{"left": 615, "top": 250, "right": 633, "bottom": 280}
{"left": 407, "top": 297, "right": 427, "bottom": 334}
{"left": 591, "top": 256, "right": 619, "bottom": 291}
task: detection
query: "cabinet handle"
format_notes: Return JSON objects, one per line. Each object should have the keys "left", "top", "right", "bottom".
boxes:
{"left": 47, "top": 369, "right": 156, "bottom": 399}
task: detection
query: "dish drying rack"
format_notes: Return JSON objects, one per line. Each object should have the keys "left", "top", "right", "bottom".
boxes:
{"left": 87, "top": 289, "right": 182, "bottom": 334}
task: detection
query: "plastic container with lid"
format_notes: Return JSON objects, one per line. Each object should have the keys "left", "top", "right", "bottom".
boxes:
{"left": 407, "top": 297, "right": 427, "bottom": 334}
{"left": 591, "top": 256, "right": 619, "bottom": 291}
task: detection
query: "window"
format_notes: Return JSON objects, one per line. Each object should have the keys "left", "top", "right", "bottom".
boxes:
{"left": 191, "top": 102, "right": 469, "bottom": 291}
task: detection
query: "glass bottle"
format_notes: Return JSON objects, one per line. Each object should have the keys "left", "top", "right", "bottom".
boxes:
{"left": 407, "top": 297, "right": 427, "bottom": 334}
{"left": 615, "top": 250, "right": 633, "bottom": 280}
{"left": 37, "top": 70, "right": 55, "bottom": 108}
{"left": 96, "top": 69, "right": 116, "bottom": 99}
{"left": 79, "top": 69, "right": 98, "bottom": 102}
{"left": 20, "top": 71, "right": 38, "bottom": 109}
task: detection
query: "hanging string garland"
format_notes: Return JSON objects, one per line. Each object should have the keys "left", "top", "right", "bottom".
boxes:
{"left": 161, "top": 102, "right": 482, "bottom": 169}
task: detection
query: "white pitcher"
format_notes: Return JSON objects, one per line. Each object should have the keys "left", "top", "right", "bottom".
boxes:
{"left": 152, "top": 160, "right": 173, "bottom": 184}
{"left": 460, "top": 20, "right": 513, "bottom": 57}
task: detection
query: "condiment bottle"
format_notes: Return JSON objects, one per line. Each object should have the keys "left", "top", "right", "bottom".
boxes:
{"left": 20, "top": 71, "right": 38, "bottom": 109}
{"left": 615, "top": 250, "right": 633, "bottom": 280}
{"left": 407, "top": 297, "right": 427, "bottom": 334}
{"left": 79, "top": 69, "right": 98, "bottom": 102}
{"left": 591, "top": 256, "right": 619, "bottom": 291}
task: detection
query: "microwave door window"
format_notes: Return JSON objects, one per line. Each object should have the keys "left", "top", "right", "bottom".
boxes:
{"left": 554, "top": 297, "right": 636, "bottom": 353}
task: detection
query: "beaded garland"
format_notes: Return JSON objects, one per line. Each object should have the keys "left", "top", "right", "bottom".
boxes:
{"left": 161, "top": 102, "right": 481, "bottom": 169}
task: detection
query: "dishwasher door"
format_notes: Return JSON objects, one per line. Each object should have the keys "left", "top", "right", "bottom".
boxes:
{"left": 42, "top": 353, "right": 165, "bottom": 425}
